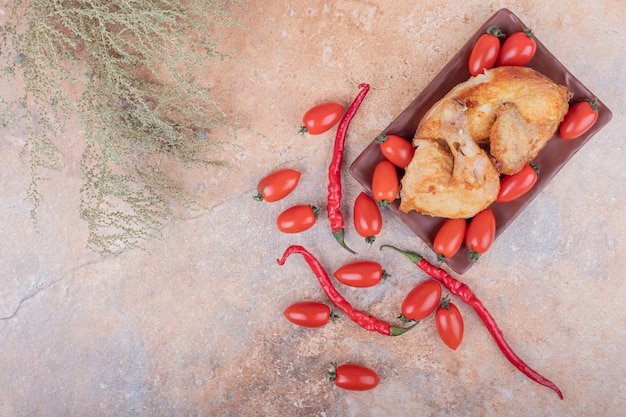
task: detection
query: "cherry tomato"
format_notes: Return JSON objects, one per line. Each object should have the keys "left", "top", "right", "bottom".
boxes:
{"left": 436, "top": 298, "right": 464, "bottom": 350}
{"left": 376, "top": 134, "right": 415, "bottom": 169}
{"left": 465, "top": 208, "right": 496, "bottom": 262}
{"left": 299, "top": 102, "right": 344, "bottom": 135}
{"left": 284, "top": 301, "right": 333, "bottom": 328}
{"left": 353, "top": 192, "right": 382, "bottom": 245}
{"left": 559, "top": 99, "right": 599, "bottom": 140}
{"left": 401, "top": 279, "right": 442, "bottom": 321}
{"left": 496, "top": 163, "right": 540, "bottom": 202}
{"left": 468, "top": 26, "right": 504, "bottom": 76}
{"left": 333, "top": 260, "right": 389, "bottom": 288}
{"left": 276, "top": 205, "right": 319, "bottom": 233}
{"left": 433, "top": 218, "right": 467, "bottom": 260}
{"left": 254, "top": 168, "right": 301, "bottom": 202}
{"left": 496, "top": 28, "right": 536, "bottom": 67}
{"left": 328, "top": 362, "right": 380, "bottom": 391}
{"left": 372, "top": 160, "right": 399, "bottom": 208}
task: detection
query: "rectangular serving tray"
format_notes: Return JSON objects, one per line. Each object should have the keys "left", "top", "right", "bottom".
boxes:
{"left": 349, "top": 8, "right": 613, "bottom": 274}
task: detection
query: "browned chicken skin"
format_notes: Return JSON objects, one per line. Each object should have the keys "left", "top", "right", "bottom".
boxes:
{"left": 488, "top": 103, "right": 561, "bottom": 174}
{"left": 400, "top": 66, "right": 570, "bottom": 218}
{"left": 399, "top": 99, "right": 500, "bottom": 219}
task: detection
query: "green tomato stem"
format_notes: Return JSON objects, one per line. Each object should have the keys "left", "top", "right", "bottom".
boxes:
{"left": 375, "top": 134, "right": 388, "bottom": 144}
{"left": 523, "top": 27, "right": 534, "bottom": 39}
{"left": 328, "top": 362, "right": 338, "bottom": 383}
{"left": 467, "top": 248, "right": 481, "bottom": 263}
{"left": 530, "top": 162, "right": 541, "bottom": 175}
{"left": 439, "top": 295, "right": 451, "bottom": 310}
{"left": 486, "top": 25, "right": 505, "bottom": 38}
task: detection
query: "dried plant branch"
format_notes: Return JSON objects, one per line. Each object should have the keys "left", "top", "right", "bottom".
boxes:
{"left": 0, "top": 0, "right": 247, "bottom": 254}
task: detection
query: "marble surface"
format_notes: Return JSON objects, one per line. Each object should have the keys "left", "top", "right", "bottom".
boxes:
{"left": 1, "top": 1, "right": 625, "bottom": 416}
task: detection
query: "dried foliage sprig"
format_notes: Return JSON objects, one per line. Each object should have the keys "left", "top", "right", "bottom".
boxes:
{"left": 0, "top": 0, "right": 247, "bottom": 254}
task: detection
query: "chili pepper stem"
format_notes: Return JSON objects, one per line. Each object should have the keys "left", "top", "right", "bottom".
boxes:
{"left": 390, "top": 321, "right": 419, "bottom": 336}
{"left": 333, "top": 229, "right": 357, "bottom": 254}
{"left": 380, "top": 244, "right": 423, "bottom": 264}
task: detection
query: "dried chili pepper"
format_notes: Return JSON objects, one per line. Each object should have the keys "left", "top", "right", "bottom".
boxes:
{"left": 380, "top": 244, "right": 564, "bottom": 400}
{"left": 277, "top": 245, "right": 415, "bottom": 336}
{"left": 327, "top": 83, "right": 370, "bottom": 254}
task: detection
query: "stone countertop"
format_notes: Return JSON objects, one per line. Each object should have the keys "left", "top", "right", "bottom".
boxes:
{"left": 1, "top": 1, "right": 625, "bottom": 416}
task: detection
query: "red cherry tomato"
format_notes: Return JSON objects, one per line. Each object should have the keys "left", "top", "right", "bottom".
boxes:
{"left": 353, "top": 192, "right": 382, "bottom": 245}
{"left": 333, "top": 260, "right": 389, "bottom": 288}
{"left": 465, "top": 208, "right": 496, "bottom": 262}
{"left": 299, "top": 102, "right": 344, "bottom": 135}
{"left": 433, "top": 218, "right": 467, "bottom": 260}
{"left": 284, "top": 301, "right": 332, "bottom": 328}
{"left": 329, "top": 363, "right": 380, "bottom": 391}
{"left": 276, "top": 205, "right": 319, "bottom": 233}
{"left": 254, "top": 169, "right": 301, "bottom": 202}
{"left": 468, "top": 26, "right": 504, "bottom": 76}
{"left": 436, "top": 299, "right": 464, "bottom": 350}
{"left": 376, "top": 134, "right": 415, "bottom": 169}
{"left": 496, "top": 28, "right": 536, "bottom": 67}
{"left": 401, "top": 279, "right": 442, "bottom": 321}
{"left": 372, "top": 160, "right": 399, "bottom": 208}
{"left": 496, "top": 163, "right": 540, "bottom": 202}
{"left": 559, "top": 99, "right": 599, "bottom": 140}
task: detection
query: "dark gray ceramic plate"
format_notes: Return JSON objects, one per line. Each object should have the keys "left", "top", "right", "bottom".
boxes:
{"left": 349, "top": 8, "right": 613, "bottom": 274}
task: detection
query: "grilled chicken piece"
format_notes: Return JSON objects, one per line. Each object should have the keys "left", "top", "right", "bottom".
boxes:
{"left": 399, "top": 66, "right": 570, "bottom": 219}
{"left": 488, "top": 103, "right": 560, "bottom": 174}
{"left": 415, "top": 66, "right": 570, "bottom": 174}
{"left": 399, "top": 99, "right": 500, "bottom": 219}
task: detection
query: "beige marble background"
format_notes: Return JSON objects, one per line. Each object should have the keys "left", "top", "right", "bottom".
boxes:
{"left": 1, "top": 1, "right": 625, "bottom": 416}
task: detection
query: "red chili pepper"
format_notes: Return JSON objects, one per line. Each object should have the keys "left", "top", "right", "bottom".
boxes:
{"left": 327, "top": 83, "right": 370, "bottom": 254}
{"left": 277, "top": 245, "right": 415, "bottom": 336}
{"left": 380, "top": 244, "right": 564, "bottom": 400}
